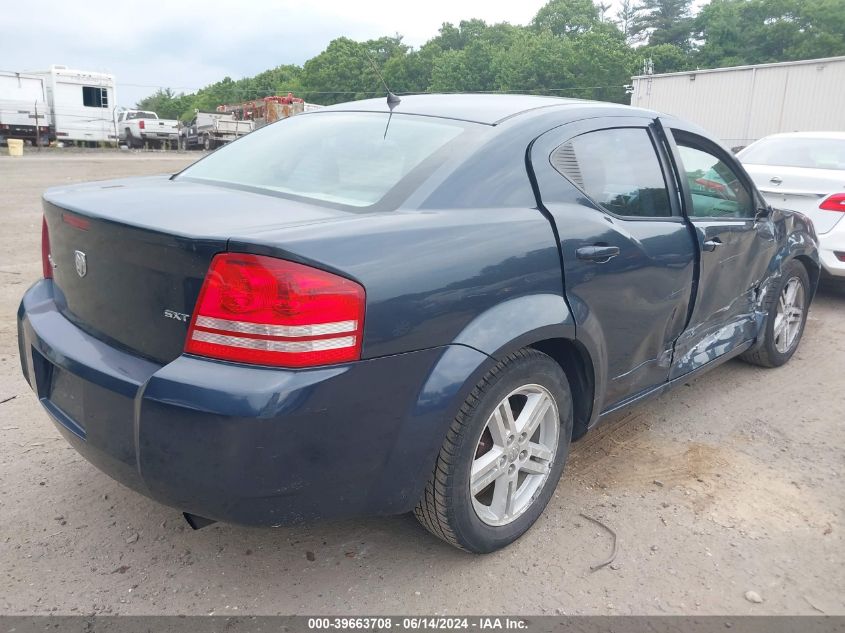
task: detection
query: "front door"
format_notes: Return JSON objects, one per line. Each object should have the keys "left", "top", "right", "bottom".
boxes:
{"left": 663, "top": 126, "right": 777, "bottom": 378}
{"left": 531, "top": 117, "right": 698, "bottom": 409}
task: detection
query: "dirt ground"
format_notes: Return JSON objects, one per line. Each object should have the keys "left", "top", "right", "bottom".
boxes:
{"left": 0, "top": 151, "right": 843, "bottom": 616}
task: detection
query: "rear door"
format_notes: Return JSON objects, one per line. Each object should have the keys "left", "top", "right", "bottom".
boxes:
{"left": 530, "top": 116, "right": 697, "bottom": 409}
{"left": 663, "top": 125, "right": 777, "bottom": 378}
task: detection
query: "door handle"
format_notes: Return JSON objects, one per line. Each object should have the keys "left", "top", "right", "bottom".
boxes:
{"left": 702, "top": 237, "right": 723, "bottom": 252}
{"left": 576, "top": 245, "right": 620, "bottom": 263}
{"left": 769, "top": 176, "right": 783, "bottom": 185}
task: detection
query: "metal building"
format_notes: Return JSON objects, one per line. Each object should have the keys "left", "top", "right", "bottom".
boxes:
{"left": 630, "top": 56, "right": 845, "bottom": 149}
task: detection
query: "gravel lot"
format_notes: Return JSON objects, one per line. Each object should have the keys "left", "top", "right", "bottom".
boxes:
{"left": 0, "top": 152, "right": 843, "bottom": 616}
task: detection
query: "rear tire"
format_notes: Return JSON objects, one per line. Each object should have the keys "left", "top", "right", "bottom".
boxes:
{"left": 414, "top": 349, "right": 573, "bottom": 553}
{"left": 741, "top": 259, "right": 810, "bottom": 368}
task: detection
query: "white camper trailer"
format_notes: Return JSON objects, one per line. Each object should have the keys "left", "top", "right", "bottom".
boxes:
{"left": 0, "top": 71, "right": 51, "bottom": 144}
{"left": 30, "top": 66, "right": 117, "bottom": 144}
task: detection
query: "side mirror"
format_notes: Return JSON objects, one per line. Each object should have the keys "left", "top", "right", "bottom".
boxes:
{"left": 754, "top": 206, "right": 771, "bottom": 222}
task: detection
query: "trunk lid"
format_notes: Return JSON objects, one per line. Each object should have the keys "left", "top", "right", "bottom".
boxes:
{"left": 744, "top": 164, "right": 845, "bottom": 234}
{"left": 44, "top": 175, "right": 346, "bottom": 364}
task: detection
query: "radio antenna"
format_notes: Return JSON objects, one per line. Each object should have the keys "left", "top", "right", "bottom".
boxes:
{"left": 364, "top": 49, "right": 401, "bottom": 110}
{"left": 363, "top": 48, "right": 401, "bottom": 139}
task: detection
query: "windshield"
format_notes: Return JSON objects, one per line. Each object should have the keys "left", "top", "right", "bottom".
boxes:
{"left": 178, "top": 112, "right": 470, "bottom": 208}
{"left": 740, "top": 137, "right": 845, "bottom": 170}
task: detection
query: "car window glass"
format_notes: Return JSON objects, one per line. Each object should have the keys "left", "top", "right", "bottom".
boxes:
{"left": 676, "top": 143, "right": 754, "bottom": 219}
{"left": 551, "top": 128, "right": 672, "bottom": 218}
{"left": 739, "top": 137, "right": 845, "bottom": 170}
{"left": 179, "top": 112, "right": 469, "bottom": 208}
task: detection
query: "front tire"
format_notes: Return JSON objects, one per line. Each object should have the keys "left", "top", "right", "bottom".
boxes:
{"left": 415, "top": 349, "right": 573, "bottom": 553}
{"left": 741, "top": 259, "right": 810, "bottom": 368}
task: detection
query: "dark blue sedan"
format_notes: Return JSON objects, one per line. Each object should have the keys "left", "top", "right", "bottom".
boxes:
{"left": 18, "top": 95, "right": 819, "bottom": 553}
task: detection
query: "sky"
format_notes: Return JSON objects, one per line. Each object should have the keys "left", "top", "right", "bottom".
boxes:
{"left": 0, "top": 0, "right": 581, "bottom": 108}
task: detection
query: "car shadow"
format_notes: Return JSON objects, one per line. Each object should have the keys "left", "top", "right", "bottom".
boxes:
{"left": 817, "top": 278, "right": 845, "bottom": 300}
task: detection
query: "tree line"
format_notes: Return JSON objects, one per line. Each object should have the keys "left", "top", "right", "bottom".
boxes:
{"left": 137, "top": 0, "right": 845, "bottom": 120}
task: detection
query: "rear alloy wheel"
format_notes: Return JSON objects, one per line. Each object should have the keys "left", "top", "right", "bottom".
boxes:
{"left": 470, "top": 384, "right": 559, "bottom": 526}
{"left": 415, "top": 349, "right": 573, "bottom": 553}
{"left": 741, "top": 259, "right": 810, "bottom": 367}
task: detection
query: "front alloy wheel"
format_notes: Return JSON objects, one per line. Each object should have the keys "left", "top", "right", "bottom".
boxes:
{"left": 773, "top": 276, "right": 805, "bottom": 354}
{"left": 741, "top": 259, "right": 810, "bottom": 368}
{"left": 415, "top": 349, "right": 573, "bottom": 553}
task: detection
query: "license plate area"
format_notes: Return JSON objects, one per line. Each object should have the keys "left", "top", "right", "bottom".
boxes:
{"left": 32, "top": 348, "right": 87, "bottom": 439}
{"left": 49, "top": 365, "right": 86, "bottom": 426}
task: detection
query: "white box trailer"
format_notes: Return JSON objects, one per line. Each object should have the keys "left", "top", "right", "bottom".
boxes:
{"left": 29, "top": 66, "right": 117, "bottom": 144}
{"left": 630, "top": 56, "right": 845, "bottom": 150}
{"left": 0, "top": 71, "right": 51, "bottom": 144}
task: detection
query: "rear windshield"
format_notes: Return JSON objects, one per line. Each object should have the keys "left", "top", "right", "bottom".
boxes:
{"left": 127, "top": 111, "right": 156, "bottom": 120}
{"left": 740, "top": 137, "right": 845, "bottom": 170}
{"left": 178, "top": 112, "right": 470, "bottom": 208}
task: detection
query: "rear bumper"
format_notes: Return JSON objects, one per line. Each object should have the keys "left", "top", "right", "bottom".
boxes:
{"left": 18, "top": 279, "right": 488, "bottom": 526}
{"left": 819, "top": 217, "right": 845, "bottom": 277}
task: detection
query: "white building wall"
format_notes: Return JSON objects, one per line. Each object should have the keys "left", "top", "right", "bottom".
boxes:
{"left": 631, "top": 56, "right": 845, "bottom": 148}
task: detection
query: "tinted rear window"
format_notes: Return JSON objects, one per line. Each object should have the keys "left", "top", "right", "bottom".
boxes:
{"left": 740, "top": 137, "right": 845, "bottom": 170}
{"left": 551, "top": 127, "right": 673, "bottom": 218}
{"left": 178, "top": 112, "right": 470, "bottom": 208}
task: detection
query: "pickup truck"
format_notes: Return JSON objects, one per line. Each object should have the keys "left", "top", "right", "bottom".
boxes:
{"left": 179, "top": 112, "right": 254, "bottom": 150}
{"left": 116, "top": 110, "right": 179, "bottom": 149}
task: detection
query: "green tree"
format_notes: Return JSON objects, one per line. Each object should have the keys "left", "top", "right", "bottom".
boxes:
{"left": 615, "top": 0, "right": 642, "bottom": 43}
{"left": 531, "top": 0, "right": 601, "bottom": 36}
{"left": 133, "top": 0, "right": 845, "bottom": 114}
{"left": 299, "top": 36, "right": 407, "bottom": 104}
{"left": 631, "top": 0, "right": 694, "bottom": 49}
{"left": 494, "top": 30, "right": 576, "bottom": 93}
{"left": 695, "top": 0, "right": 845, "bottom": 68}
{"left": 135, "top": 88, "right": 187, "bottom": 119}
{"left": 637, "top": 43, "right": 692, "bottom": 73}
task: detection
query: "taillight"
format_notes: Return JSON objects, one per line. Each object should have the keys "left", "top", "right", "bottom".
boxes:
{"left": 138, "top": 120, "right": 145, "bottom": 130}
{"left": 41, "top": 216, "right": 52, "bottom": 279}
{"left": 185, "top": 253, "right": 365, "bottom": 368}
{"left": 819, "top": 193, "right": 845, "bottom": 212}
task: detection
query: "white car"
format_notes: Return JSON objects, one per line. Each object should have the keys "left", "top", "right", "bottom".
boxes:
{"left": 739, "top": 132, "right": 845, "bottom": 279}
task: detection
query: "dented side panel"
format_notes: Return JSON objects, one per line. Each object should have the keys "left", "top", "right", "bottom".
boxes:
{"left": 669, "top": 215, "right": 775, "bottom": 378}
{"left": 670, "top": 208, "right": 818, "bottom": 379}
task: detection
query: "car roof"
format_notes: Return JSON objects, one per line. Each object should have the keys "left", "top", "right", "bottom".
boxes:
{"left": 318, "top": 93, "right": 633, "bottom": 125}
{"left": 756, "top": 131, "right": 845, "bottom": 141}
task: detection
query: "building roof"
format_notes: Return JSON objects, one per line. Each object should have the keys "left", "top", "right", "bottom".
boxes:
{"left": 632, "top": 55, "right": 845, "bottom": 80}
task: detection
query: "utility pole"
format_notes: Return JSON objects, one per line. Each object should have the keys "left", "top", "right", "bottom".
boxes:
{"left": 34, "top": 101, "right": 41, "bottom": 150}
